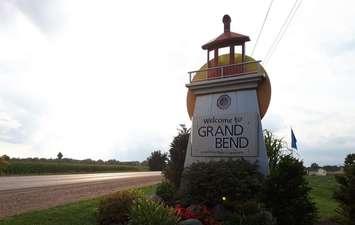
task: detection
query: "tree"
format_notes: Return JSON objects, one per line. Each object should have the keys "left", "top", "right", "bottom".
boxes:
{"left": 107, "top": 159, "right": 119, "bottom": 165}
{"left": 1, "top": 155, "right": 10, "bottom": 161}
{"left": 310, "top": 163, "right": 320, "bottom": 170}
{"left": 334, "top": 153, "right": 355, "bottom": 225}
{"left": 323, "top": 165, "right": 341, "bottom": 172}
{"left": 163, "top": 124, "right": 190, "bottom": 188}
{"left": 147, "top": 150, "right": 167, "bottom": 171}
{"left": 263, "top": 129, "right": 290, "bottom": 173}
{"left": 0, "top": 155, "right": 9, "bottom": 174}
{"left": 82, "top": 158, "right": 93, "bottom": 164}
{"left": 263, "top": 155, "right": 318, "bottom": 225}
{"left": 57, "top": 152, "right": 63, "bottom": 160}
{"left": 344, "top": 153, "right": 355, "bottom": 169}
{"left": 140, "top": 160, "right": 148, "bottom": 167}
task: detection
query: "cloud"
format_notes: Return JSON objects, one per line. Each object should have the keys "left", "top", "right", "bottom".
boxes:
{"left": 0, "top": 0, "right": 64, "bottom": 34}
{"left": 301, "top": 144, "right": 354, "bottom": 167}
{"left": 262, "top": 111, "right": 287, "bottom": 133}
{"left": 0, "top": 112, "right": 22, "bottom": 141}
{"left": 0, "top": 0, "right": 354, "bottom": 166}
{"left": 0, "top": 91, "right": 45, "bottom": 144}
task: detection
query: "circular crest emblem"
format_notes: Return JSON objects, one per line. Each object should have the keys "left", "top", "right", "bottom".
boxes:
{"left": 217, "top": 94, "right": 231, "bottom": 110}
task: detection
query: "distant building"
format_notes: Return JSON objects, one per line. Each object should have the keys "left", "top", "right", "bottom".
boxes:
{"left": 308, "top": 168, "right": 327, "bottom": 176}
{"left": 327, "top": 167, "right": 344, "bottom": 175}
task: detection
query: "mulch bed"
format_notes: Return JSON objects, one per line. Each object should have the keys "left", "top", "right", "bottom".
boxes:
{"left": 317, "top": 220, "right": 339, "bottom": 225}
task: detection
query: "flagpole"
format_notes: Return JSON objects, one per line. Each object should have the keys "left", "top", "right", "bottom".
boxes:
{"left": 290, "top": 126, "right": 293, "bottom": 150}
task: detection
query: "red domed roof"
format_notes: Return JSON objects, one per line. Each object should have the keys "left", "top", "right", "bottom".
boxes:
{"left": 202, "top": 15, "right": 250, "bottom": 50}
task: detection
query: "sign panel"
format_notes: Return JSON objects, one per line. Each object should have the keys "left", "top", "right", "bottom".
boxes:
{"left": 191, "top": 113, "right": 258, "bottom": 157}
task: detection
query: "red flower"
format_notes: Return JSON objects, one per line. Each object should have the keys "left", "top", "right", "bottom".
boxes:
{"left": 175, "top": 205, "right": 199, "bottom": 219}
{"left": 175, "top": 205, "right": 186, "bottom": 217}
{"left": 174, "top": 204, "right": 221, "bottom": 225}
{"left": 183, "top": 208, "right": 198, "bottom": 219}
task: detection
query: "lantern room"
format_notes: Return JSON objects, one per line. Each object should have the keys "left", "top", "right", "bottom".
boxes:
{"left": 188, "top": 14, "right": 263, "bottom": 82}
{"left": 203, "top": 15, "right": 249, "bottom": 70}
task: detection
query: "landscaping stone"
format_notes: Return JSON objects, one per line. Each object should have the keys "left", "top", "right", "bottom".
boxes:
{"left": 212, "top": 204, "right": 229, "bottom": 220}
{"left": 149, "top": 194, "right": 162, "bottom": 203}
{"left": 186, "top": 204, "right": 202, "bottom": 214}
{"left": 317, "top": 220, "right": 339, "bottom": 225}
{"left": 178, "top": 218, "right": 203, "bottom": 225}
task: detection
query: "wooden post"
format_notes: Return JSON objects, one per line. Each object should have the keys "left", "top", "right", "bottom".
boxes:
{"left": 230, "top": 45, "right": 235, "bottom": 64}
{"left": 214, "top": 48, "right": 219, "bottom": 66}
{"left": 242, "top": 44, "right": 245, "bottom": 72}
{"left": 242, "top": 43, "right": 245, "bottom": 63}
{"left": 207, "top": 50, "right": 210, "bottom": 68}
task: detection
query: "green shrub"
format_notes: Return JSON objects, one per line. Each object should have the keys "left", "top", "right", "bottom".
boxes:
{"left": 181, "top": 159, "right": 264, "bottom": 205}
{"left": 224, "top": 200, "right": 275, "bottom": 225}
{"left": 156, "top": 182, "right": 176, "bottom": 205}
{"left": 163, "top": 125, "right": 190, "bottom": 188}
{"left": 128, "top": 198, "right": 180, "bottom": 225}
{"left": 97, "top": 190, "right": 141, "bottom": 225}
{"left": 262, "top": 155, "right": 317, "bottom": 225}
{"left": 334, "top": 153, "right": 355, "bottom": 225}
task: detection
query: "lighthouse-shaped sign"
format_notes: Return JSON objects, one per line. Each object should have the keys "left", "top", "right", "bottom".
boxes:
{"left": 185, "top": 15, "right": 271, "bottom": 175}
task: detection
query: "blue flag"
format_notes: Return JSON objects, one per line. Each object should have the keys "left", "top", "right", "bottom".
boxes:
{"left": 291, "top": 128, "right": 298, "bottom": 149}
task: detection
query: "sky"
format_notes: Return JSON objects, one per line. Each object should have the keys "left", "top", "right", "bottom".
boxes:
{"left": 0, "top": 0, "right": 354, "bottom": 166}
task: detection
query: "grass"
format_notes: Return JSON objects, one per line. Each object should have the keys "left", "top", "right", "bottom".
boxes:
{"left": 2, "top": 160, "right": 147, "bottom": 176}
{"left": 0, "top": 176, "right": 340, "bottom": 224}
{"left": 0, "top": 185, "right": 157, "bottom": 225}
{"left": 306, "top": 175, "right": 339, "bottom": 220}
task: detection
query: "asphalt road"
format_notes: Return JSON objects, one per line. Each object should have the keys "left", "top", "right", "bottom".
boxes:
{"left": 0, "top": 171, "right": 161, "bottom": 191}
{"left": 0, "top": 172, "right": 162, "bottom": 218}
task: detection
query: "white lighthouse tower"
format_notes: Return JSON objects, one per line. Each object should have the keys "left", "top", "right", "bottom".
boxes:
{"left": 184, "top": 15, "right": 271, "bottom": 175}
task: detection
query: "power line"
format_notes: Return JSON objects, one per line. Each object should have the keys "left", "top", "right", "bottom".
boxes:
{"left": 264, "top": 0, "right": 302, "bottom": 64}
{"left": 264, "top": 0, "right": 300, "bottom": 61}
{"left": 264, "top": 0, "right": 300, "bottom": 63}
{"left": 265, "top": 0, "right": 302, "bottom": 64}
{"left": 263, "top": 0, "right": 303, "bottom": 64}
{"left": 251, "top": 0, "right": 275, "bottom": 56}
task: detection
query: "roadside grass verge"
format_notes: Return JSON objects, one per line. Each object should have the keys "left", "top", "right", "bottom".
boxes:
{"left": 2, "top": 161, "right": 147, "bottom": 176}
{"left": 306, "top": 175, "right": 339, "bottom": 220}
{"left": 0, "top": 185, "right": 157, "bottom": 225}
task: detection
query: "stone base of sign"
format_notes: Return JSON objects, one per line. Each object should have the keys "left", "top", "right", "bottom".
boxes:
{"left": 184, "top": 74, "right": 269, "bottom": 175}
